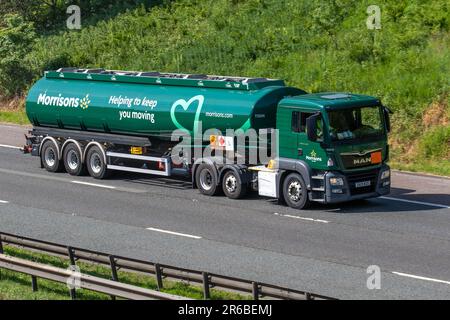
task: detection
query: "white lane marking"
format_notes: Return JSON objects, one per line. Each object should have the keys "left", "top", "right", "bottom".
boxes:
{"left": 71, "top": 181, "right": 116, "bottom": 189}
{"left": 274, "top": 212, "right": 329, "bottom": 224}
{"left": 392, "top": 271, "right": 450, "bottom": 286}
{"left": 0, "top": 144, "right": 22, "bottom": 150}
{"left": 380, "top": 196, "right": 450, "bottom": 209}
{"left": 146, "top": 227, "right": 202, "bottom": 239}
{"left": 0, "top": 200, "right": 9, "bottom": 204}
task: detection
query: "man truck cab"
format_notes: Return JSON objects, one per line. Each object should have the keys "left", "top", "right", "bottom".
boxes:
{"left": 273, "top": 93, "right": 391, "bottom": 209}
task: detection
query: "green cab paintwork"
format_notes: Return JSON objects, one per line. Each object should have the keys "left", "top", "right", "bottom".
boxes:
{"left": 277, "top": 93, "right": 388, "bottom": 172}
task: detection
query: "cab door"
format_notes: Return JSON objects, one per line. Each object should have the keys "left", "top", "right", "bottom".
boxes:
{"left": 278, "top": 107, "right": 302, "bottom": 159}
{"left": 292, "top": 110, "right": 316, "bottom": 159}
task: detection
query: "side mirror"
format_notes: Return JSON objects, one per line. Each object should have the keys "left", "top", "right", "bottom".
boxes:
{"left": 383, "top": 106, "right": 392, "bottom": 133}
{"left": 306, "top": 113, "right": 319, "bottom": 141}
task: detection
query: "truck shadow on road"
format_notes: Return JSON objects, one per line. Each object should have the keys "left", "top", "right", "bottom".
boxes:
{"left": 101, "top": 172, "right": 450, "bottom": 213}
{"left": 310, "top": 187, "right": 449, "bottom": 213}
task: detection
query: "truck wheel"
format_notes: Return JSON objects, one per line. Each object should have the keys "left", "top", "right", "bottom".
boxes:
{"left": 86, "top": 146, "right": 109, "bottom": 179}
{"left": 41, "top": 140, "right": 63, "bottom": 173}
{"left": 222, "top": 170, "right": 247, "bottom": 199}
{"left": 196, "top": 164, "right": 219, "bottom": 196}
{"left": 283, "top": 173, "right": 310, "bottom": 210}
{"left": 63, "top": 143, "right": 86, "bottom": 176}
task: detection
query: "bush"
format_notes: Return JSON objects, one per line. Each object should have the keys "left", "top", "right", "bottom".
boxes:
{"left": 418, "top": 126, "right": 450, "bottom": 160}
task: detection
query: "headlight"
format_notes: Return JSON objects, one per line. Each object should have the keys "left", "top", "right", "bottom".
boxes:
{"left": 330, "top": 177, "right": 344, "bottom": 186}
{"left": 381, "top": 169, "right": 390, "bottom": 180}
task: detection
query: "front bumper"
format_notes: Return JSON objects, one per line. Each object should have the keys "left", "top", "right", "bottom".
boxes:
{"left": 322, "top": 165, "right": 391, "bottom": 204}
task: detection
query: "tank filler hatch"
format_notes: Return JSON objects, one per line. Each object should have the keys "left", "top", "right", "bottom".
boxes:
{"left": 45, "top": 68, "right": 286, "bottom": 91}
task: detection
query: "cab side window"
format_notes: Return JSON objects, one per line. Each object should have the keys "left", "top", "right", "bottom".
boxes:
{"left": 292, "top": 111, "right": 314, "bottom": 133}
{"left": 291, "top": 111, "right": 301, "bottom": 132}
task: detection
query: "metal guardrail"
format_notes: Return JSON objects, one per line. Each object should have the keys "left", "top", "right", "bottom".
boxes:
{"left": 0, "top": 232, "right": 336, "bottom": 300}
{"left": 0, "top": 254, "right": 187, "bottom": 300}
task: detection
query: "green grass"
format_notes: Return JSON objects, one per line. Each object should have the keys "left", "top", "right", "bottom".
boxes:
{"left": 0, "top": 246, "right": 249, "bottom": 300}
{"left": 391, "top": 161, "right": 450, "bottom": 177}
{"left": 0, "top": 109, "right": 29, "bottom": 125}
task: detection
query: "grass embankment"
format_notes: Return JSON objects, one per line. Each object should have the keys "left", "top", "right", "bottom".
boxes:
{"left": 0, "top": 245, "right": 248, "bottom": 300}
{"left": 0, "top": 97, "right": 28, "bottom": 125}
{"left": 0, "top": 110, "right": 28, "bottom": 125}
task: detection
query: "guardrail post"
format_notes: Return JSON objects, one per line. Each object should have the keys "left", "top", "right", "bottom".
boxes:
{"left": 67, "top": 246, "right": 77, "bottom": 300}
{"left": 252, "top": 282, "right": 259, "bottom": 300}
{"left": 31, "top": 275, "right": 38, "bottom": 292}
{"left": 202, "top": 272, "right": 210, "bottom": 300}
{"left": 109, "top": 255, "right": 119, "bottom": 300}
{"left": 155, "top": 263, "right": 163, "bottom": 290}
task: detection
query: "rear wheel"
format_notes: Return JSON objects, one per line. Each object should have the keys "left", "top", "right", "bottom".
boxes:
{"left": 63, "top": 143, "right": 86, "bottom": 176}
{"left": 222, "top": 170, "right": 247, "bottom": 199}
{"left": 196, "top": 164, "right": 219, "bottom": 196}
{"left": 41, "top": 140, "right": 62, "bottom": 173}
{"left": 282, "top": 173, "right": 310, "bottom": 209}
{"left": 86, "top": 146, "right": 109, "bottom": 179}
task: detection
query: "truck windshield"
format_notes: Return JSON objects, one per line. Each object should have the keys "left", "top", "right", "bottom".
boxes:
{"left": 327, "top": 106, "right": 383, "bottom": 141}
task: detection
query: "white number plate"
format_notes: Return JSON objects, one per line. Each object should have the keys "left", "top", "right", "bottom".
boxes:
{"left": 355, "top": 180, "right": 371, "bottom": 188}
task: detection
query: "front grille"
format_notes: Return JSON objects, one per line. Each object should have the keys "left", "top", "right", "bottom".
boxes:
{"left": 347, "top": 169, "right": 379, "bottom": 195}
{"left": 341, "top": 149, "right": 382, "bottom": 169}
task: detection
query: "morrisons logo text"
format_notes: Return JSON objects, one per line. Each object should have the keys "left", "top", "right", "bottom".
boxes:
{"left": 37, "top": 93, "right": 80, "bottom": 108}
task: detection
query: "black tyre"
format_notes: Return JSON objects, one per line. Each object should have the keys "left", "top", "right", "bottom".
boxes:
{"left": 86, "top": 146, "right": 109, "bottom": 179}
{"left": 222, "top": 170, "right": 247, "bottom": 199}
{"left": 63, "top": 143, "right": 86, "bottom": 176}
{"left": 282, "top": 173, "right": 310, "bottom": 210}
{"left": 195, "top": 164, "right": 219, "bottom": 196}
{"left": 41, "top": 140, "right": 63, "bottom": 173}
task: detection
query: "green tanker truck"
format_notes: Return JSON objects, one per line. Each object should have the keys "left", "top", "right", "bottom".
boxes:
{"left": 24, "top": 68, "right": 391, "bottom": 209}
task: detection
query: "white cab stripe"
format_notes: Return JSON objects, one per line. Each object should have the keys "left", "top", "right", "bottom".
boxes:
{"left": 0, "top": 200, "right": 9, "bottom": 204}
{"left": 71, "top": 181, "right": 116, "bottom": 189}
{"left": 380, "top": 196, "right": 450, "bottom": 209}
{"left": 146, "top": 227, "right": 202, "bottom": 239}
{"left": 392, "top": 271, "right": 450, "bottom": 286}
{"left": 274, "top": 212, "right": 329, "bottom": 224}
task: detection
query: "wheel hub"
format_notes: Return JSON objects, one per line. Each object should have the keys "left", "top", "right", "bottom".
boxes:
{"left": 225, "top": 175, "right": 237, "bottom": 193}
{"left": 90, "top": 153, "right": 102, "bottom": 174}
{"left": 288, "top": 180, "right": 302, "bottom": 202}
{"left": 199, "top": 170, "right": 213, "bottom": 191}
{"left": 67, "top": 150, "right": 79, "bottom": 170}
{"left": 44, "top": 148, "right": 56, "bottom": 167}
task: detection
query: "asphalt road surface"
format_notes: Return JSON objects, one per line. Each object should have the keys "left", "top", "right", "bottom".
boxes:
{"left": 0, "top": 124, "right": 449, "bottom": 299}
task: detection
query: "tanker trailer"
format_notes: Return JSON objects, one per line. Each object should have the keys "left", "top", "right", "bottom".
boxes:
{"left": 24, "top": 68, "right": 391, "bottom": 209}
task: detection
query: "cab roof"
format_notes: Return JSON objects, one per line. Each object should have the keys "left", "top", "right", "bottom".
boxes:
{"left": 280, "top": 92, "right": 381, "bottom": 110}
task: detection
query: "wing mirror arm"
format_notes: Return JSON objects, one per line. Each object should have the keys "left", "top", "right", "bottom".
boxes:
{"left": 383, "top": 106, "right": 393, "bottom": 133}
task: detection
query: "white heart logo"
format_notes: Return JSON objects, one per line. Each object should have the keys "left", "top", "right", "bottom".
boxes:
{"left": 170, "top": 95, "right": 205, "bottom": 134}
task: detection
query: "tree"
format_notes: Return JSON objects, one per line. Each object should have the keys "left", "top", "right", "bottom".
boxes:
{"left": 0, "top": 14, "right": 36, "bottom": 97}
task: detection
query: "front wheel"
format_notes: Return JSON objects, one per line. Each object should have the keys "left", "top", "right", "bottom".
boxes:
{"left": 282, "top": 173, "right": 310, "bottom": 210}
